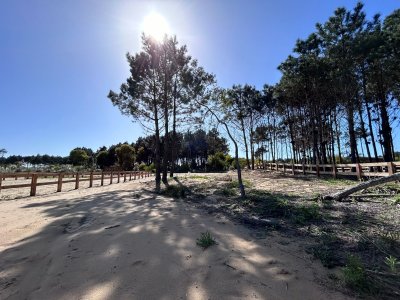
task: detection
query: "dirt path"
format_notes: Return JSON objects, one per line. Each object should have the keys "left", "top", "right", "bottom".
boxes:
{"left": 0, "top": 178, "right": 351, "bottom": 299}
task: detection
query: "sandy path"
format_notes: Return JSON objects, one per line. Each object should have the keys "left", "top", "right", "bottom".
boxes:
{"left": 0, "top": 178, "right": 352, "bottom": 300}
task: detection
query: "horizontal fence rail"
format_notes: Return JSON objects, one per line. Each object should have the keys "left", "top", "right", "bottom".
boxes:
{"left": 0, "top": 171, "right": 152, "bottom": 197}
{"left": 260, "top": 162, "right": 399, "bottom": 179}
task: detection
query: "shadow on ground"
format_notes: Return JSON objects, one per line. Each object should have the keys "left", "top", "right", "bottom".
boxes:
{"left": 0, "top": 181, "right": 342, "bottom": 299}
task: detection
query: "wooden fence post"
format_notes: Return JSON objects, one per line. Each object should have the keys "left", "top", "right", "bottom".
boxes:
{"left": 110, "top": 172, "right": 113, "bottom": 184}
{"left": 117, "top": 172, "right": 120, "bottom": 183}
{"left": 129, "top": 172, "right": 132, "bottom": 181}
{"left": 57, "top": 173, "right": 63, "bottom": 192}
{"left": 388, "top": 162, "right": 395, "bottom": 175}
{"left": 75, "top": 172, "right": 80, "bottom": 189}
{"left": 356, "top": 163, "right": 362, "bottom": 180}
{"left": 0, "top": 175, "right": 2, "bottom": 192}
{"left": 316, "top": 163, "right": 320, "bottom": 177}
{"left": 302, "top": 163, "right": 305, "bottom": 175}
{"left": 89, "top": 171, "right": 93, "bottom": 188}
{"left": 283, "top": 163, "right": 286, "bottom": 175}
{"left": 124, "top": 172, "right": 127, "bottom": 182}
{"left": 101, "top": 171, "right": 104, "bottom": 186}
{"left": 292, "top": 163, "right": 295, "bottom": 175}
{"left": 30, "top": 174, "right": 38, "bottom": 196}
{"left": 332, "top": 164, "right": 337, "bottom": 179}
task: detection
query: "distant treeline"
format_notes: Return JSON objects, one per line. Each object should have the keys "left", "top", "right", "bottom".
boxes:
{"left": 0, "top": 128, "right": 232, "bottom": 172}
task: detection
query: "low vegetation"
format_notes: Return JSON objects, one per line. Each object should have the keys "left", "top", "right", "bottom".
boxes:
{"left": 174, "top": 172, "right": 400, "bottom": 298}
{"left": 196, "top": 231, "right": 216, "bottom": 249}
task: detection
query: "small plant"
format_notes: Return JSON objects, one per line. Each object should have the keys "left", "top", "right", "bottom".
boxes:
{"left": 385, "top": 256, "right": 399, "bottom": 273}
{"left": 196, "top": 231, "right": 216, "bottom": 249}
{"left": 162, "top": 185, "right": 189, "bottom": 198}
{"left": 342, "top": 255, "right": 369, "bottom": 292}
{"left": 215, "top": 187, "right": 237, "bottom": 197}
{"left": 391, "top": 195, "right": 400, "bottom": 205}
{"left": 226, "top": 179, "right": 252, "bottom": 189}
{"left": 292, "top": 203, "right": 321, "bottom": 224}
{"left": 310, "top": 232, "right": 340, "bottom": 268}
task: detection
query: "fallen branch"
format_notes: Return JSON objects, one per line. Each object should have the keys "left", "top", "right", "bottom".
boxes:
{"left": 348, "top": 194, "right": 395, "bottom": 198}
{"left": 324, "top": 173, "right": 400, "bottom": 201}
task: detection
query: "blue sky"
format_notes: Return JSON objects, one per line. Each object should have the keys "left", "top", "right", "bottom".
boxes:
{"left": 1, "top": 0, "right": 399, "bottom": 156}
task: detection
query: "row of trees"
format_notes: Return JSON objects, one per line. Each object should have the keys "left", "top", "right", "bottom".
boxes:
{"left": 108, "top": 3, "right": 399, "bottom": 196}
{"left": 214, "top": 4, "right": 400, "bottom": 168}
{"left": 0, "top": 128, "right": 230, "bottom": 173}
{"left": 275, "top": 3, "right": 399, "bottom": 164}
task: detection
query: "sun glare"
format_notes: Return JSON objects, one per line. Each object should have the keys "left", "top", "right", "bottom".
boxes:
{"left": 141, "top": 12, "right": 170, "bottom": 42}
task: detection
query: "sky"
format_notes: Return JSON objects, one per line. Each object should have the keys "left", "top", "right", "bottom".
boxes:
{"left": 1, "top": 0, "right": 399, "bottom": 157}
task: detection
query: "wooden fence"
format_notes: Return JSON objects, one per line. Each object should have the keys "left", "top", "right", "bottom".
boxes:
{"left": 263, "top": 162, "right": 400, "bottom": 179}
{"left": 0, "top": 171, "right": 152, "bottom": 197}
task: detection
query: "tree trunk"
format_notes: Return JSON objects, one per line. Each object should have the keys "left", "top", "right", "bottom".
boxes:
{"left": 334, "top": 110, "right": 342, "bottom": 163}
{"left": 357, "top": 102, "right": 372, "bottom": 162}
{"left": 324, "top": 173, "right": 400, "bottom": 201}
{"left": 154, "top": 103, "right": 161, "bottom": 193}
{"left": 347, "top": 105, "right": 358, "bottom": 163}
{"left": 169, "top": 85, "right": 177, "bottom": 178}
{"left": 379, "top": 97, "right": 393, "bottom": 162}
{"left": 241, "top": 118, "right": 251, "bottom": 169}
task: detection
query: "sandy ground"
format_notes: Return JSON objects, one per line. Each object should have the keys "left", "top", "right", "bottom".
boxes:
{"left": 0, "top": 175, "right": 352, "bottom": 300}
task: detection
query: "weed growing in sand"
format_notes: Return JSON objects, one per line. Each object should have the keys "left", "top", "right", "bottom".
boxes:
{"left": 226, "top": 179, "right": 252, "bottom": 189}
{"left": 342, "top": 255, "right": 370, "bottom": 293}
{"left": 322, "top": 177, "right": 354, "bottom": 186}
{"left": 391, "top": 195, "right": 400, "bottom": 205}
{"left": 385, "top": 256, "right": 399, "bottom": 273}
{"left": 196, "top": 231, "right": 216, "bottom": 249}
{"left": 292, "top": 203, "right": 321, "bottom": 225}
{"left": 310, "top": 232, "right": 340, "bottom": 268}
{"left": 162, "top": 185, "right": 189, "bottom": 198}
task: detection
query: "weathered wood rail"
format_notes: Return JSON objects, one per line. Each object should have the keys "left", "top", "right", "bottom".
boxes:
{"left": 262, "top": 162, "right": 400, "bottom": 179}
{"left": 0, "top": 171, "right": 152, "bottom": 197}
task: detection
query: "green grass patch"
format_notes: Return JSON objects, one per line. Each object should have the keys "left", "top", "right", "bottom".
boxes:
{"left": 196, "top": 231, "right": 216, "bottom": 249}
{"left": 245, "top": 190, "right": 292, "bottom": 218}
{"left": 226, "top": 179, "right": 252, "bottom": 189}
{"left": 321, "top": 177, "right": 355, "bottom": 186}
{"left": 341, "top": 255, "right": 373, "bottom": 294}
{"left": 309, "top": 232, "right": 341, "bottom": 268}
{"left": 187, "top": 175, "right": 210, "bottom": 180}
{"left": 292, "top": 203, "right": 321, "bottom": 225}
{"left": 162, "top": 185, "right": 190, "bottom": 198}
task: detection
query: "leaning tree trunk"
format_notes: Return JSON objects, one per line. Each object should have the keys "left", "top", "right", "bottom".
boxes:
{"left": 324, "top": 173, "right": 400, "bottom": 201}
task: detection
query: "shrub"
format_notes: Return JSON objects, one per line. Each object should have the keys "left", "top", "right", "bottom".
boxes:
{"left": 206, "top": 152, "right": 228, "bottom": 171}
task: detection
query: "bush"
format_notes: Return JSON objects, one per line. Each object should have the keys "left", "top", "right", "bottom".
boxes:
{"left": 230, "top": 157, "right": 247, "bottom": 170}
{"left": 206, "top": 152, "right": 228, "bottom": 171}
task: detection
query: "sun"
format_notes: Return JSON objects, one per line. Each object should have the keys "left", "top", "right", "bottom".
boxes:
{"left": 141, "top": 12, "right": 170, "bottom": 42}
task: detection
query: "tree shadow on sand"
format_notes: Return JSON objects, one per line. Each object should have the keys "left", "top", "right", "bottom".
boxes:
{"left": 0, "top": 183, "right": 343, "bottom": 299}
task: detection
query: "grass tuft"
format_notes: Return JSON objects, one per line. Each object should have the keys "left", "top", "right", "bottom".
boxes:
{"left": 196, "top": 231, "right": 216, "bottom": 249}
{"left": 342, "top": 255, "right": 371, "bottom": 293}
{"left": 162, "top": 185, "right": 189, "bottom": 198}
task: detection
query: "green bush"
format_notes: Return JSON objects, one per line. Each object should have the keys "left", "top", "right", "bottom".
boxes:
{"left": 206, "top": 152, "right": 228, "bottom": 171}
